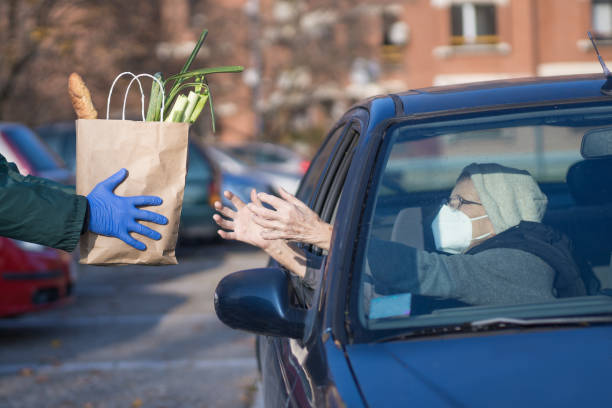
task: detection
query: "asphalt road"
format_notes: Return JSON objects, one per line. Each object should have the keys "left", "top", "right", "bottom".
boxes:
{"left": 0, "top": 241, "right": 268, "bottom": 408}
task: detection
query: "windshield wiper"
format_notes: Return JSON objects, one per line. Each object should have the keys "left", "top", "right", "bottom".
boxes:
{"left": 375, "top": 315, "right": 612, "bottom": 343}
{"left": 470, "top": 315, "right": 612, "bottom": 329}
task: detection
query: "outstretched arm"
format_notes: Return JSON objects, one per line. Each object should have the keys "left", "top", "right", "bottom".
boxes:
{"left": 247, "top": 188, "right": 333, "bottom": 250}
{"left": 0, "top": 153, "right": 167, "bottom": 252}
{"left": 213, "top": 189, "right": 309, "bottom": 277}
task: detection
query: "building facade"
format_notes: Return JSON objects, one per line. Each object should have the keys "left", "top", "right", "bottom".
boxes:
{"left": 156, "top": 0, "right": 612, "bottom": 143}
{"left": 395, "top": 0, "right": 612, "bottom": 88}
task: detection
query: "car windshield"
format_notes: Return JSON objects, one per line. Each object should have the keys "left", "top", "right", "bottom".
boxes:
{"left": 2, "top": 126, "right": 63, "bottom": 172}
{"left": 356, "top": 105, "right": 612, "bottom": 336}
{"left": 226, "top": 144, "right": 294, "bottom": 166}
{"left": 36, "top": 124, "right": 77, "bottom": 171}
{"left": 208, "top": 146, "right": 247, "bottom": 173}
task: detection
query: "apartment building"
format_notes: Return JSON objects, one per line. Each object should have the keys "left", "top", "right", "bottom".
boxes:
{"left": 393, "top": 0, "right": 612, "bottom": 88}
{"left": 157, "top": 0, "right": 612, "bottom": 142}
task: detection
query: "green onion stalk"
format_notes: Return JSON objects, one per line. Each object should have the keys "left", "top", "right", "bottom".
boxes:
{"left": 145, "top": 29, "right": 243, "bottom": 131}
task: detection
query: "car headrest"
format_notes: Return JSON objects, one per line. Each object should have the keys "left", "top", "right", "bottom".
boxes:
{"left": 566, "top": 158, "right": 612, "bottom": 205}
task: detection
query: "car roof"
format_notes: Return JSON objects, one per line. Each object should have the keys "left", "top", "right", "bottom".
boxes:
{"left": 354, "top": 74, "right": 612, "bottom": 125}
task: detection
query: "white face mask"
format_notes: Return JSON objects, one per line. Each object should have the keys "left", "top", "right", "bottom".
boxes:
{"left": 431, "top": 204, "right": 490, "bottom": 254}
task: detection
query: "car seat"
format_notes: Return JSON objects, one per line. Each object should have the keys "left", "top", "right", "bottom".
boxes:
{"left": 390, "top": 207, "right": 425, "bottom": 249}
{"left": 544, "top": 158, "right": 612, "bottom": 294}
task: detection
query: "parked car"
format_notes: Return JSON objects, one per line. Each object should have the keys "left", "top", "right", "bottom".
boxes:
{"left": 220, "top": 142, "right": 306, "bottom": 193}
{"left": 36, "top": 122, "right": 221, "bottom": 240}
{"left": 0, "top": 123, "right": 73, "bottom": 183}
{"left": 215, "top": 74, "right": 612, "bottom": 407}
{"left": 0, "top": 123, "right": 77, "bottom": 316}
{"left": 0, "top": 238, "right": 76, "bottom": 317}
{"left": 206, "top": 146, "right": 283, "bottom": 203}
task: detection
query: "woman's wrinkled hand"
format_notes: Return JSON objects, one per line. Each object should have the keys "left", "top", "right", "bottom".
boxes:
{"left": 213, "top": 189, "right": 274, "bottom": 250}
{"left": 247, "top": 187, "right": 333, "bottom": 250}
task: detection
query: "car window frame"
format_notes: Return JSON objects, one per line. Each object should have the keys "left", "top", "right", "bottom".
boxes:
{"left": 320, "top": 124, "right": 361, "bottom": 224}
{"left": 291, "top": 114, "right": 367, "bottom": 344}
{"left": 295, "top": 121, "right": 350, "bottom": 207}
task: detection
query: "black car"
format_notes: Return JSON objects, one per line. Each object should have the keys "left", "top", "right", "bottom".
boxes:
{"left": 215, "top": 74, "right": 612, "bottom": 407}
{"left": 36, "top": 122, "right": 221, "bottom": 240}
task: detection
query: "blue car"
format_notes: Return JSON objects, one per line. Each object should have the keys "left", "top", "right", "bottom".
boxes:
{"left": 215, "top": 74, "right": 612, "bottom": 407}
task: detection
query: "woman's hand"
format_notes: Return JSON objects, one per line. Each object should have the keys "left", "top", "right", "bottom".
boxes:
{"left": 247, "top": 188, "right": 333, "bottom": 250}
{"left": 213, "top": 189, "right": 274, "bottom": 250}
{"left": 213, "top": 189, "right": 309, "bottom": 278}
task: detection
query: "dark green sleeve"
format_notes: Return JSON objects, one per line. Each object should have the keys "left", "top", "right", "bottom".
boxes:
{"left": 0, "top": 154, "right": 87, "bottom": 252}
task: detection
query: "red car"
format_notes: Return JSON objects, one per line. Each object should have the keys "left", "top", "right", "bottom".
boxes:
{"left": 0, "top": 123, "right": 76, "bottom": 317}
{"left": 0, "top": 238, "right": 75, "bottom": 317}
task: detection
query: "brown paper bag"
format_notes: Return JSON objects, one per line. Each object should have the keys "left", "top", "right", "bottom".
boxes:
{"left": 76, "top": 73, "right": 189, "bottom": 265}
{"left": 76, "top": 119, "right": 188, "bottom": 265}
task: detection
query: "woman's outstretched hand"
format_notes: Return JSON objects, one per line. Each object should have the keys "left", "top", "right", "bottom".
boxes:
{"left": 247, "top": 187, "right": 333, "bottom": 250}
{"left": 213, "top": 189, "right": 274, "bottom": 250}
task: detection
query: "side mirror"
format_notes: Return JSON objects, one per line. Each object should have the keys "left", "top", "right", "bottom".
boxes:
{"left": 214, "top": 267, "right": 306, "bottom": 339}
{"left": 581, "top": 128, "right": 612, "bottom": 158}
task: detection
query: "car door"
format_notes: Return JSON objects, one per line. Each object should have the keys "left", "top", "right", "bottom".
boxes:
{"left": 259, "top": 109, "right": 368, "bottom": 407}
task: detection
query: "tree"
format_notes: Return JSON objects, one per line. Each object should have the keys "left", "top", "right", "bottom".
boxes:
{"left": 0, "top": 0, "right": 160, "bottom": 124}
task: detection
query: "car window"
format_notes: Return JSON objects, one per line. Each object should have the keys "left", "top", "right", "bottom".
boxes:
{"left": 356, "top": 106, "right": 612, "bottom": 335}
{"left": 37, "top": 127, "right": 76, "bottom": 172}
{"left": 225, "top": 145, "right": 292, "bottom": 166}
{"left": 320, "top": 125, "right": 360, "bottom": 224}
{"left": 186, "top": 144, "right": 211, "bottom": 181}
{"left": 2, "top": 126, "right": 62, "bottom": 172}
{"left": 253, "top": 150, "right": 287, "bottom": 164}
{"left": 295, "top": 123, "right": 347, "bottom": 205}
{"left": 183, "top": 144, "right": 212, "bottom": 205}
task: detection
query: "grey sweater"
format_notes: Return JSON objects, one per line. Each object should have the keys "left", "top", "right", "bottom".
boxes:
{"left": 368, "top": 238, "right": 556, "bottom": 306}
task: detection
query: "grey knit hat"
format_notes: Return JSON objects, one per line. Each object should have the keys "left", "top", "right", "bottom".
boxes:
{"left": 460, "top": 163, "right": 548, "bottom": 234}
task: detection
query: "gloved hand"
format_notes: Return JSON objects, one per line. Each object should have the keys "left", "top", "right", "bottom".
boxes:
{"left": 86, "top": 168, "right": 168, "bottom": 251}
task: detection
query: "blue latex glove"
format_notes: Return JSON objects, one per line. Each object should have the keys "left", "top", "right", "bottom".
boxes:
{"left": 86, "top": 168, "right": 168, "bottom": 251}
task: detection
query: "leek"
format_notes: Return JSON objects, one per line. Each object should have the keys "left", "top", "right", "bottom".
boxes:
{"left": 165, "top": 94, "right": 188, "bottom": 122}
{"left": 182, "top": 91, "right": 200, "bottom": 123}
{"left": 141, "top": 28, "right": 243, "bottom": 131}
{"left": 189, "top": 91, "right": 209, "bottom": 124}
{"left": 145, "top": 72, "right": 164, "bottom": 121}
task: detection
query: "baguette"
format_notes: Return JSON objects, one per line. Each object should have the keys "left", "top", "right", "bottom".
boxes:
{"left": 68, "top": 72, "right": 97, "bottom": 119}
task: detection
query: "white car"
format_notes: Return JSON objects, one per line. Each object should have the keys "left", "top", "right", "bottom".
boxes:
{"left": 208, "top": 145, "right": 302, "bottom": 194}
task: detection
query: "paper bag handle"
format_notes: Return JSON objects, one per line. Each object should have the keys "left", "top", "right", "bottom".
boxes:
{"left": 106, "top": 72, "right": 166, "bottom": 122}
{"left": 106, "top": 72, "right": 146, "bottom": 120}
{"left": 123, "top": 74, "right": 165, "bottom": 122}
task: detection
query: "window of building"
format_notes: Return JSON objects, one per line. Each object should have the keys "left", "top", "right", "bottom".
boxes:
{"left": 450, "top": 3, "right": 498, "bottom": 45}
{"left": 381, "top": 8, "right": 408, "bottom": 64}
{"left": 593, "top": 0, "right": 612, "bottom": 39}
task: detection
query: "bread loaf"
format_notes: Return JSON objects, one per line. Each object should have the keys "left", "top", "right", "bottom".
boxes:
{"left": 68, "top": 72, "right": 97, "bottom": 119}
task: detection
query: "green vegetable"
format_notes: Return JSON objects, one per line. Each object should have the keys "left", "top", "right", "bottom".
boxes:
{"left": 143, "top": 28, "right": 243, "bottom": 129}
{"left": 189, "top": 91, "right": 209, "bottom": 124}
{"left": 182, "top": 91, "right": 200, "bottom": 122}
{"left": 165, "top": 94, "right": 188, "bottom": 122}
{"left": 162, "top": 66, "right": 243, "bottom": 121}
{"left": 145, "top": 72, "right": 163, "bottom": 121}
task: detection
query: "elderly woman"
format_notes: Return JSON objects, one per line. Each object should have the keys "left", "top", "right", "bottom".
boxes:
{"left": 214, "top": 163, "right": 586, "bottom": 306}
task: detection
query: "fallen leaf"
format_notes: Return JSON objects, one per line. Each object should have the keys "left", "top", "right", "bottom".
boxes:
{"left": 51, "top": 339, "right": 62, "bottom": 348}
{"left": 83, "top": 403, "right": 94, "bottom": 408}
{"left": 131, "top": 398, "right": 143, "bottom": 407}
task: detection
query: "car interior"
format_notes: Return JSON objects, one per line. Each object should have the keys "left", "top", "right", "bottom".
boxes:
{"left": 382, "top": 157, "right": 612, "bottom": 314}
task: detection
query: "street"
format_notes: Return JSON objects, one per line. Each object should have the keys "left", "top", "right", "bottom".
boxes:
{"left": 0, "top": 241, "right": 267, "bottom": 408}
